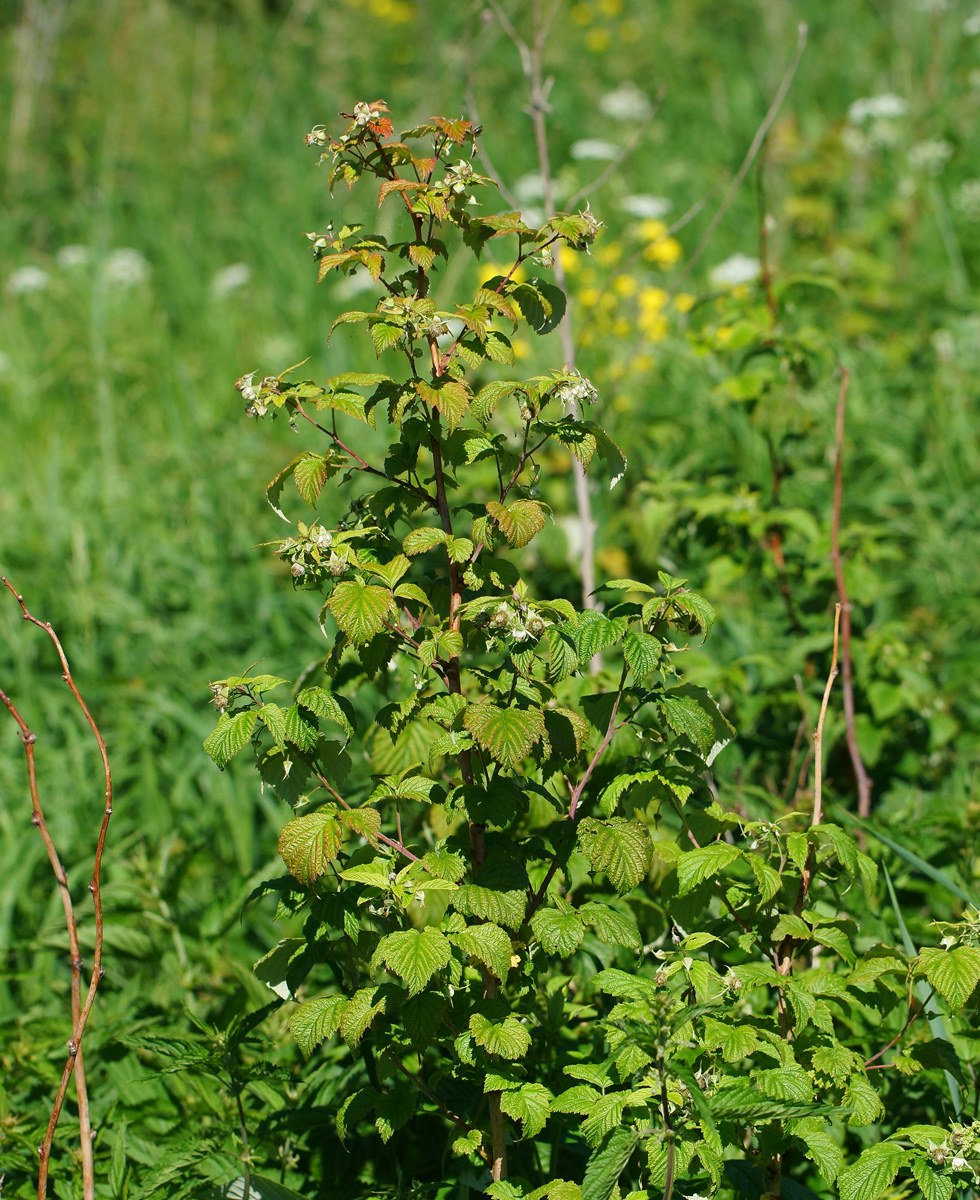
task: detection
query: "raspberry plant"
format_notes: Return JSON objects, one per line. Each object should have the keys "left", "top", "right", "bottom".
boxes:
{"left": 206, "top": 102, "right": 980, "bottom": 1200}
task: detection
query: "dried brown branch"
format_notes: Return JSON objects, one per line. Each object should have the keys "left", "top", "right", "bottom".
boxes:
{"left": 2, "top": 577, "right": 114, "bottom": 1200}
{"left": 830, "top": 368, "right": 872, "bottom": 818}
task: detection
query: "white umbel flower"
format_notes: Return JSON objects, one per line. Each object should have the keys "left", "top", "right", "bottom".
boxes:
{"left": 599, "top": 83, "right": 651, "bottom": 122}
{"left": 104, "top": 248, "right": 150, "bottom": 288}
{"left": 211, "top": 262, "right": 251, "bottom": 298}
{"left": 709, "top": 253, "right": 761, "bottom": 287}
{"left": 6, "top": 266, "right": 49, "bottom": 295}
{"left": 621, "top": 194, "right": 672, "bottom": 219}
{"left": 56, "top": 245, "right": 90, "bottom": 269}
{"left": 848, "top": 94, "right": 908, "bottom": 123}
{"left": 570, "top": 139, "right": 619, "bottom": 161}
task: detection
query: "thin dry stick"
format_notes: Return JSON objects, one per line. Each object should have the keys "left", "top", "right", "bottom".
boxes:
{"left": 484, "top": 0, "right": 599, "bottom": 619}
{"left": 2, "top": 578, "right": 113, "bottom": 1200}
{"left": 670, "top": 22, "right": 808, "bottom": 296}
{"left": 830, "top": 368, "right": 872, "bottom": 818}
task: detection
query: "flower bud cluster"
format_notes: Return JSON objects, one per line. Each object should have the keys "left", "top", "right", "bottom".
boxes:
{"left": 555, "top": 370, "right": 599, "bottom": 410}
{"left": 478, "top": 601, "right": 550, "bottom": 644}
{"left": 274, "top": 523, "right": 348, "bottom": 584}
{"left": 236, "top": 371, "right": 283, "bottom": 418}
{"left": 444, "top": 160, "right": 475, "bottom": 195}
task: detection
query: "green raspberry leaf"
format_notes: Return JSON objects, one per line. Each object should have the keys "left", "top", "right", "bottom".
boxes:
{"left": 464, "top": 703, "right": 545, "bottom": 770}
{"left": 470, "top": 1011, "right": 532, "bottom": 1059}
{"left": 375, "top": 927, "right": 451, "bottom": 996}
{"left": 203, "top": 710, "right": 257, "bottom": 769}
{"left": 577, "top": 818, "right": 652, "bottom": 894}
{"left": 289, "top": 995, "right": 346, "bottom": 1058}
{"left": 918, "top": 945, "right": 980, "bottom": 1009}
{"left": 326, "top": 579, "right": 395, "bottom": 644}
{"left": 278, "top": 807, "right": 343, "bottom": 886}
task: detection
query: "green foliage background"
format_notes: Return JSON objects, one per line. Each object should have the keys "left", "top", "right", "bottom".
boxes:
{"left": 1, "top": 0, "right": 979, "bottom": 1196}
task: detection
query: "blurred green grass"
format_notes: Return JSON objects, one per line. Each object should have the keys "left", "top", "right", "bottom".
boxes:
{"left": 2, "top": 0, "right": 980, "bottom": 1191}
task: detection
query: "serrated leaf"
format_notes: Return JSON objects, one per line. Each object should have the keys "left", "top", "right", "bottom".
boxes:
{"left": 910, "top": 1156, "right": 954, "bottom": 1200}
{"left": 548, "top": 629, "right": 579, "bottom": 682}
{"left": 659, "top": 691, "right": 717, "bottom": 757}
{"left": 283, "top": 704, "right": 319, "bottom": 752}
{"left": 416, "top": 378, "right": 470, "bottom": 432}
{"left": 340, "top": 988, "right": 386, "bottom": 1047}
{"left": 376, "top": 928, "right": 451, "bottom": 996}
{"left": 500, "top": 1083, "right": 552, "bottom": 1139}
{"left": 326, "top": 580, "right": 394, "bottom": 643}
{"left": 449, "top": 921, "right": 513, "bottom": 982}
{"left": 204, "top": 710, "right": 257, "bottom": 768}
{"left": 675, "top": 843, "right": 741, "bottom": 896}
{"left": 471, "top": 379, "right": 524, "bottom": 424}
{"left": 340, "top": 806, "right": 381, "bottom": 846}
{"left": 623, "top": 631, "right": 661, "bottom": 679}
{"left": 470, "top": 1012, "right": 531, "bottom": 1059}
{"left": 838, "top": 1143, "right": 907, "bottom": 1200}
{"left": 531, "top": 907, "right": 585, "bottom": 956}
{"left": 451, "top": 1128, "right": 485, "bottom": 1157}
{"left": 296, "top": 687, "right": 355, "bottom": 739}
{"left": 293, "top": 452, "right": 330, "bottom": 508}
{"left": 486, "top": 499, "right": 546, "bottom": 548}
{"left": 278, "top": 808, "right": 343, "bottom": 886}
{"left": 289, "top": 995, "right": 346, "bottom": 1057}
{"left": 918, "top": 945, "right": 980, "bottom": 1009}
{"left": 577, "top": 818, "right": 652, "bottom": 893}
{"left": 464, "top": 704, "right": 545, "bottom": 770}
{"left": 403, "top": 526, "right": 448, "bottom": 555}
{"left": 581, "top": 1127, "right": 638, "bottom": 1200}
{"left": 844, "top": 1073, "right": 883, "bottom": 1127}
{"left": 580, "top": 902, "right": 642, "bottom": 949}
{"left": 700, "top": 1017, "right": 759, "bottom": 1062}
{"left": 748, "top": 854, "right": 782, "bottom": 904}
{"left": 257, "top": 701, "right": 289, "bottom": 749}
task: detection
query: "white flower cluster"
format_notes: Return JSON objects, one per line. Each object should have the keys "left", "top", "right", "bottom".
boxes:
{"left": 353, "top": 102, "right": 373, "bottom": 127}
{"left": 848, "top": 93, "right": 908, "bottom": 123}
{"left": 444, "top": 159, "right": 475, "bottom": 194}
{"left": 211, "top": 262, "right": 251, "bottom": 298}
{"left": 556, "top": 371, "right": 598, "bottom": 410}
{"left": 954, "top": 179, "right": 980, "bottom": 221}
{"left": 104, "top": 248, "right": 150, "bottom": 288}
{"left": 620, "top": 194, "right": 672, "bottom": 219}
{"left": 570, "top": 139, "right": 619, "bottom": 161}
{"left": 908, "top": 138, "right": 953, "bottom": 176}
{"left": 5, "top": 266, "right": 49, "bottom": 296}
{"left": 599, "top": 83, "right": 651, "bottom": 123}
{"left": 844, "top": 94, "right": 907, "bottom": 157}
{"left": 709, "top": 253, "right": 761, "bottom": 287}
{"left": 485, "top": 603, "right": 547, "bottom": 643}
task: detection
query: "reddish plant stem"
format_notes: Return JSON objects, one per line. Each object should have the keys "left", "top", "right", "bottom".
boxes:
{"left": 830, "top": 369, "right": 872, "bottom": 818}
{"left": 3, "top": 578, "right": 112, "bottom": 1200}
{"left": 864, "top": 989, "right": 933, "bottom": 1068}
{"left": 777, "top": 603, "right": 841, "bottom": 975}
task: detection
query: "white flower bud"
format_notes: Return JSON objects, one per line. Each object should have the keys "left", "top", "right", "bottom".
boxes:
{"left": 291, "top": 562, "right": 306, "bottom": 578}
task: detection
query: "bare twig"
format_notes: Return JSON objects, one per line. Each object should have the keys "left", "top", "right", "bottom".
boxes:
{"left": 483, "top": 0, "right": 599, "bottom": 622}
{"left": 2, "top": 578, "right": 113, "bottom": 1200}
{"left": 864, "top": 988, "right": 934, "bottom": 1068}
{"left": 565, "top": 88, "right": 665, "bottom": 210}
{"left": 830, "top": 369, "right": 872, "bottom": 818}
{"left": 670, "top": 22, "right": 808, "bottom": 295}
{"left": 811, "top": 602, "right": 841, "bottom": 833}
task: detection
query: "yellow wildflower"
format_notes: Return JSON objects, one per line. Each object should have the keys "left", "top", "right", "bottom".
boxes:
{"left": 512, "top": 338, "right": 531, "bottom": 361}
{"left": 639, "top": 219, "right": 668, "bottom": 242}
{"left": 614, "top": 274, "right": 637, "bottom": 297}
{"left": 613, "top": 317, "right": 631, "bottom": 338}
{"left": 579, "top": 287, "right": 600, "bottom": 308}
{"left": 598, "top": 0, "right": 622, "bottom": 13}
{"left": 633, "top": 354, "right": 654, "bottom": 371}
{"left": 673, "top": 292, "right": 696, "bottom": 313}
{"left": 715, "top": 325, "right": 733, "bottom": 345}
{"left": 571, "top": 2, "right": 592, "bottom": 23}
{"left": 598, "top": 546, "right": 631, "bottom": 576}
{"left": 585, "top": 27, "right": 611, "bottom": 52}
{"left": 639, "top": 313, "right": 669, "bottom": 342}
{"left": 559, "top": 245, "right": 580, "bottom": 275}
{"left": 639, "top": 286, "right": 668, "bottom": 313}
{"left": 644, "top": 237, "right": 682, "bottom": 267}
{"left": 596, "top": 241, "right": 623, "bottom": 266}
